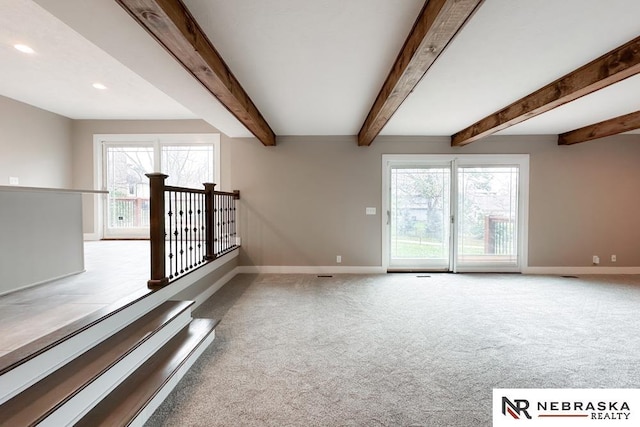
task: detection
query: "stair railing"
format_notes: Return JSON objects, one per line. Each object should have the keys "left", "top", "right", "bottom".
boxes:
{"left": 146, "top": 173, "right": 240, "bottom": 289}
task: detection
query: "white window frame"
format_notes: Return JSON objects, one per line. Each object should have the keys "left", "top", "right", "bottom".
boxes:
{"left": 93, "top": 133, "right": 220, "bottom": 239}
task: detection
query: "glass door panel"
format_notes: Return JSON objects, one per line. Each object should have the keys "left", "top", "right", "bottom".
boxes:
{"left": 104, "top": 145, "right": 154, "bottom": 237}
{"left": 456, "top": 166, "right": 519, "bottom": 269}
{"left": 389, "top": 166, "right": 451, "bottom": 270}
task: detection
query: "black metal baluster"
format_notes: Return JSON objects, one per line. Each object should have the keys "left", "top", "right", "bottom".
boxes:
{"left": 187, "top": 192, "right": 192, "bottom": 270}
{"left": 172, "top": 192, "right": 177, "bottom": 277}
{"left": 228, "top": 195, "right": 231, "bottom": 249}
{"left": 198, "top": 193, "right": 201, "bottom": 263}
{"left": 194, "top": 192, "right": 199, "bottom": 266}
{"left": 229, "top": 195, "right": 232, "bottom": 249}
{"left": 167, "top": 190, "right": 174, "bottom": 280}
{"left": 223, "top": 195, "right": 228, "bottom": 252}
{"left": 231, "top": 197, "right": 236, "bottom": 245}
{"left": 173, "top": 191, "right": 179, "bottom": 277}
{"left": 183, "top": 191, "right": 188, "bottom": 271}
{"left": 185, "top": 191, "right": 189, "bottom": 271}
{"left": 195, "top": 193, "right": 199, "bottom": 266}
{"left": 190, "top": 192, "right": 195, "bottom": 268}
{"left": 220, "top": 194, "right": 224, "bottom": 255}
{"left": 214, "top": 194, "right": 219, "bottom": 256}
{"left": 199, "top": 192, "right": 204, "bottom": 263}
{"left": 195, "top": 193, "right": 199, "bottom": 264}
{"left": 182, "top": 191, "right": 190, "bottom": 271}
{"left": 229, "top": 196, "right": 233, "bottom": 249}
{"left": 199, "top": 193, "right": 203, "bottom": 264}
{"left": 220, "top": 194, "right": 223, "bottom": 254}
{"left": 215, "top": 193, "right": 219, "bottom": 256}
{"left": 224, "top": 196, "right": 231, "bottom": 251}
{"left": 222, "top": 194, "right": 226, "bottom": 253}
{"left": 184, "top": 191, "right": 188, "bottom": 272}
{"left": 221, "top": 194, "right": 225, "bottom": 254}
{"left": 178, "top": 192, "right": 184, "bottom": 274}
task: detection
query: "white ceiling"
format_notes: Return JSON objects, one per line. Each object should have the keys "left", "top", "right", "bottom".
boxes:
{"left": 2, "top": 0, "right": 639, "bottom": 140}
{"left": 0, "top": 0, "right": 196, "bottom": 120}
{"left": 182, "top": 0, "right": 425, "bottom": 135}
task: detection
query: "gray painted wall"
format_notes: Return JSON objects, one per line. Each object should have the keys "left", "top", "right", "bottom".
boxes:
{"left": 0, "top": 190, "right": 84, "bottom": 293}
{"left": 230, "top": 134, "right": 640, "bottom": 268}
{"left": 0, "top": 95, "right": 72, "bottom": 188}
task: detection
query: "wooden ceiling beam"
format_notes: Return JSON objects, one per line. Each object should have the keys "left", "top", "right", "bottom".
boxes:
{"left": 357, "top": 0, "right": 484, "bottom": 147}
{"left": 116, "top": 0, "right": 276, "bottom": 146}
{"left": 452, "top": 36, "right": 640, "bottom": 147}
{"left": 558, "top": 110, "right": 640, "bottom": 145}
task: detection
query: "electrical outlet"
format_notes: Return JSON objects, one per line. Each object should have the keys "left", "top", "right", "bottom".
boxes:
{"left": 9, "top": 176, "right": 19, "bottom": 185}
{"left": 336, "top": 255, "right": 342, "bottom": 264}
{"left": 592, "top": 255, "right": 600, "bottom": 265}
{"left": 611, "top": 254, "right": 617, "bottom": 263}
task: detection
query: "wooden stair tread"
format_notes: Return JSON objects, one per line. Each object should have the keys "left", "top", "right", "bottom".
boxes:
{"left": 0, "top": 300, "right": 193, "bottom": 426}
{"left": 0, "top": 288, "right": 151, "bottom": 376}
{"left": 76, "top": 318, "right": 218, "bottom": 427}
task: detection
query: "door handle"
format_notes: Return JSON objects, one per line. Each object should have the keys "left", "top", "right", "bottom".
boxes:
{"left": 387, "top": 210, "right": 390, "bottom": 225}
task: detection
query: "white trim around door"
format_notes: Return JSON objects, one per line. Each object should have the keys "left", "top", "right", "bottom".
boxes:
{"left": 382, "top": 154, "right": 529, "bottom": 273}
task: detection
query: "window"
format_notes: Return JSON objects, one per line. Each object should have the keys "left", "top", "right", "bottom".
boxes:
{"left": 95, "top": 134, "right": 220, "bottom": 238}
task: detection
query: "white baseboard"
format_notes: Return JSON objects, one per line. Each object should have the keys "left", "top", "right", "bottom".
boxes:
{"left": 236, "top": 265, "right": 385, "bottom": 274}
{"left": 234, "top": 264, "right": 640, "bottom": 276}
{"left": 523, "top": 266, "right": 640, "bottom": 275}
{"left": 0, "top": 270, "right": 86, "bottom": 297}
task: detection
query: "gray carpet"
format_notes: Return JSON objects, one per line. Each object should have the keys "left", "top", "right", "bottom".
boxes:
{"left": 146, "top": 273, "right": 640, "bottom": 426}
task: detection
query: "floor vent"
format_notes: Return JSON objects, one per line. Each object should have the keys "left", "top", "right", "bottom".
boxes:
{"left": 561, "top": 275, "right": 579, "bottom": 279}
{"left": 317, "top": 275, "right": 333, "bottom": 278}
{"left": 416, "top": 275, "right": 431, "bottom": 278}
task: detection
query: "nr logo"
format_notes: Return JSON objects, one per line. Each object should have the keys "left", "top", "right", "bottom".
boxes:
{"left": 502, "top": 397, "right": 532, "bottom": 420}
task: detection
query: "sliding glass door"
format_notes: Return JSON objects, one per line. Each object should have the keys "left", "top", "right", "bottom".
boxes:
{"left": 384, "top": 155, "right": 528, "bottom": 272}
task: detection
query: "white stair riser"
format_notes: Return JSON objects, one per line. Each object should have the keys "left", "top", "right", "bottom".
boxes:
{"left": 0, "top": 290, "right": 172, "bottom": 405}
{"left": 41, "top": 310, "right": 193, "bottom": 427}
{"left": 0, "top": 252, "right": 238, "bottom": 405}
{"left": 130, "top": 329, "right": 216, "bottom": 427}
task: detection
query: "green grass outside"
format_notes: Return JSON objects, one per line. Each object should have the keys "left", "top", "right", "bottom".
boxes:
{"left": 391, "top": 241, "right": 445, "bottom": 258}
{"left": 391, "top": 239, "right": 485, "bottom": 258}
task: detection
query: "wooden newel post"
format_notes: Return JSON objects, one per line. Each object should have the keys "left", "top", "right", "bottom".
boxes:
{"left": 204, "top": 183, "right": 216, "bottom": 261}
{"left": 146, "top": 173, "right": 169, "bottom": 289}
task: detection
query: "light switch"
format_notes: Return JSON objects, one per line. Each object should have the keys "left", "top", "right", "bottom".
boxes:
{"left": 9, "top": 177, "right": 19, "bottom": 185}
{"left": 366, "top": 207, "right": 376, "bottom": 215}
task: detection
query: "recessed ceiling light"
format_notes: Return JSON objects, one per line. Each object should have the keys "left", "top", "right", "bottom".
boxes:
{"left": 92, "top": 83, "right": 107, "bottom": 90}
{"left": 14, "top": 44, "right": 35, "bottom": 54}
